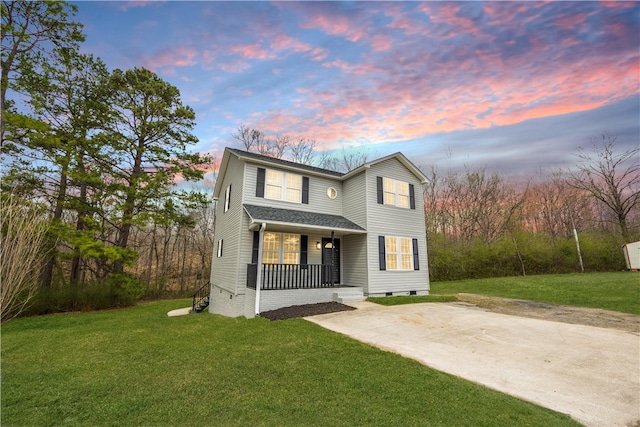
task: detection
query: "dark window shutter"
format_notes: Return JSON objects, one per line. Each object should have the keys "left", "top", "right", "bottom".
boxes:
{"left": 376, "top": 176, "right": 383, "bottom": 204}
{"left": 302, "top": 177, "right": 309, "bottom": 204}
{"left": 409, "top": 183, "right": 415, "bottom": 210}
{"left": 251, "top": 231, "right": 260, "bottom": 263}
{"left": 412, "top": 238, "right": 420, "bottom": 270}
{"left": 300, "top": 235, "right": 308, "bottom": 265}
{"left": 256, "top": 168, "right": 265, "bottom": 198}
{"left": 378, "top": 236, "right": 386, "bottom": 270}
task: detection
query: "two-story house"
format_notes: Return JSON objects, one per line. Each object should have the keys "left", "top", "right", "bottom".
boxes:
{"left": 209, "top": 147, "right": 430, "bottom": 318}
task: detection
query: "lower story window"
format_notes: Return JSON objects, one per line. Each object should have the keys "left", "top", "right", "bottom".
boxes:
{"left": 385, "top": 236, "right": 413, "bottom": 270}
{"left": 262, "top": 232, "right": 300, "bottom": 264}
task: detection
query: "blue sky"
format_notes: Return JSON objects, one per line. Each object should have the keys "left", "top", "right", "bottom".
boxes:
{"left": 74, "top": 1, "right": 639, "bottom": 179}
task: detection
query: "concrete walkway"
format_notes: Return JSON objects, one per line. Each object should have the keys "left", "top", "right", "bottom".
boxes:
{"left": 305, "top": 301, "right": 640, "bottom": 427}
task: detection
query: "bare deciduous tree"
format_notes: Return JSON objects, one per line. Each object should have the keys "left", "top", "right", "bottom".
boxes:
{"left": 317, "top": 147, "right": 371, "bottom": 173}
{"left": 527, "top": 170, "right": 592, "bottom": 239}
{"left": 232, "top": 124, "right": 289, "bottom": 159}
{"left": 233, "top": 124, "right": 266, "bottom": 153}
{"left": 289, "top": 138, "right": 317, "bottom": 165}
{"left": 570, "top": 132, "right": 640, "bottom": 241}
{"left": 1, "top": 195, "right": 48, "bottom": 322}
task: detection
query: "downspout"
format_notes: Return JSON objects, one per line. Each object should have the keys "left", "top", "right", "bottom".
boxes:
{"left": 255, "top": 222, "right": 266, "bottom": 315}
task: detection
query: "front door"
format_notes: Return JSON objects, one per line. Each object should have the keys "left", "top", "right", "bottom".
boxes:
{"left": 321, "top": 238, "right": 340, "bottom": 284}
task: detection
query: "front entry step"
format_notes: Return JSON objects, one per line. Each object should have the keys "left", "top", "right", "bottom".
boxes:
{"left": 333, "top": 287, "right": 365, "bottom": 304}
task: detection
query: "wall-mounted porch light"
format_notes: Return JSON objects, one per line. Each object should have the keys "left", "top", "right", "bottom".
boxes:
{"left": 316, "top": 242, "right": 321, "bottom": 250}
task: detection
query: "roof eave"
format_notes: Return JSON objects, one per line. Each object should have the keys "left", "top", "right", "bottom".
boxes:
{"left": 213, "top": 147, "right": 234, "bottom": 198}
{"left": 231, "top": 149, "right": 343, "bottom": 179}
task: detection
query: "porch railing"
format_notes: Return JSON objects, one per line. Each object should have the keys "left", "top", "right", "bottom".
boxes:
{"left": 247, "top": 263, "right": 334, "bottom": 290}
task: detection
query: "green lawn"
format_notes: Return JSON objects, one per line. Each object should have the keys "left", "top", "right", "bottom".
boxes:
{"left": 2, "top": 299, "right": 579, "bottom": 427}
{"left": 430, "top": 272, "right": 640, "bottom": 315}
{"left": 368, "top": 295, "right": 458, "bottom": 305}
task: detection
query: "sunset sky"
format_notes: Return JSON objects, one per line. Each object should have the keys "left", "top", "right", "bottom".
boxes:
{"left": 74, "top": 1, "right": 639, "bottom": 178}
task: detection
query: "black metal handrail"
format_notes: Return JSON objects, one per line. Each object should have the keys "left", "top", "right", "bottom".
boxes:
{"left": 191, "top": 282, "right": 210, "bottom": 313}
{"left": 247, "top": 264, "right": 334, "bottom": 290}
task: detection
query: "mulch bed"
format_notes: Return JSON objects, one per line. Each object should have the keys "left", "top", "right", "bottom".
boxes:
{"left": 259, "top": 302, "right": 356, "bottom": 321}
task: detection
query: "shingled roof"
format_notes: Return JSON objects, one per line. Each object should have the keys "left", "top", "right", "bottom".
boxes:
{"left": 228, "top": 148, "right": 344, "bottom": 177}
{"left": 244, "top": 204, "right": 366, "bottom": 233}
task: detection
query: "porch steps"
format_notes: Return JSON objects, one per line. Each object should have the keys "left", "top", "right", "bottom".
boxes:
{"left": 333, "top": 287, "right": 365, "bottom": 304}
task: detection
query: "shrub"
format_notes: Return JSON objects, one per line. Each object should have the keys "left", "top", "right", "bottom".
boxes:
{"left": 0, "top": 195, "right": 48, "bottom": 322}
{"left": 21, "top": 276, "right": 142, "bottom": 316}
{"left": 427, "top": 231, "right": 626, "bottom": 281}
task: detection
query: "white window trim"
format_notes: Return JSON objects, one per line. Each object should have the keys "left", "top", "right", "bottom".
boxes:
{"left": 262, "top": 232, "right": 300, "bottom": 264}
{"left": 217, "top": 239, "right": 223, "bottom": 258}
{"left": 383, "top": 177, "right": 410, "bottom": 209}
{"left": 386, "top": 236, "right": 413, "bottom": 271}
{"left": 265, "top": 169, "right": 302, "bottom": 204}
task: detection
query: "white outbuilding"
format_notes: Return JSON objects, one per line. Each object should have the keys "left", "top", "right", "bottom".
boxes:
{"left": 622, "top": 241, "right": 640, "bottom": 270}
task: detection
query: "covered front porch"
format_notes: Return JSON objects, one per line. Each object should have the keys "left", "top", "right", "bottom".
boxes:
{"left": 243, "top": 204, "right": 367, "bottom": 314}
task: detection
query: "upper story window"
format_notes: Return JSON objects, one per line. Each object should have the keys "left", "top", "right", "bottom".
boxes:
{"left": 257, "top": 167, "right": 309, "bottom": 204}
{"left": 377, "top": 176, "right": 415, "bottom": 209}
{"left": 223, "top": 184, "right": 231, "bottom": 212}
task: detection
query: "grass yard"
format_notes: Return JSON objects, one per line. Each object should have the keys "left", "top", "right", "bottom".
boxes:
{"left": 1, "top": 299, "right": 579, "bottom": 427}
{"left": 429, "top": 272, "right": 640, "bottom": 315}
{"left": 368, "top": 295, "right": 458, "bottom": 306}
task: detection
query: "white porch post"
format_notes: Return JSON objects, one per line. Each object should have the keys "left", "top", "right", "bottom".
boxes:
{"left": 255, "top": 223, "right": 266, "bottom": 315}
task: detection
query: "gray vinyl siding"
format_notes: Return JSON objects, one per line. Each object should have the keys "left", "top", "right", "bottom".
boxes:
{"left": 342, "top": 234, "right": 368, "bottom": 287}
{"left": 305, "top": 233, "right": 325, "bottom": 265}
{"left": 209, "top": 155, "right": 245, "bottom": 294}
{"left": 342, "top": 170, "right": 367, "bottom": 228}
{"left": 243, "top": 162, "right": 343, "bottom": 216}
{"left": 365, "top": 158, "right": 430, "bottom": 294}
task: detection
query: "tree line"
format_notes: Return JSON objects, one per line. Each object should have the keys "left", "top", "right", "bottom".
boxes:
{"left": 424, "top": 132, "right": 639, "bottom": 280}
{"left": 1, "top": 1, "right": 213, "bottom": 320}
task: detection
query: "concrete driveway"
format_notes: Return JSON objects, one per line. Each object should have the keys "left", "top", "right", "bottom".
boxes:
{"left": 305, "top": 301, "right": 640, "bottom": 427}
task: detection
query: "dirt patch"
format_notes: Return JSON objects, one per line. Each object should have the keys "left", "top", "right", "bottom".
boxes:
{"left": 456, "top": 293, "right": 640, "bottom": 334}
{"left": 259, "top": 302, "right": 356, "bottom": 321}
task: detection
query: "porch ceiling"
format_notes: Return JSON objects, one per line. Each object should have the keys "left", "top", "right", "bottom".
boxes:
{"left": 243, "top": 204, "right": 367, "bottom": 235}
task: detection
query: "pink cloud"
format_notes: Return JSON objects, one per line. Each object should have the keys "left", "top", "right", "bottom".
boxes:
{"left": 271, "top": 33, "right": 311, "bottom": 53}
{"left": 370, "top": 34, "right": 392, "bottom": 52}
{"left": 598, "top": 0, "right": 637, "bottom": 8}
{"left": 230, "top": 42, "right": 272, "bottom": 60}
{"left": 142, "top": 46, "right": 198, "bottom": 72}
{"left": 117, "top": 1, "right": 164, "bottom": 12}
{"left": 555, "top": 13, "right": 588, "bottom": 30}
{"left": 302, "top": 13, "right": 363, "bottom": 42}
{"left": 245, "top": 38, "right": 639, "bottom": 147}
{"left": 427, "top": 3, "right": 477, "bottom": 34}
{"left": 195, "top": 2, "right": 639, "bottom": 150}
{"left": 306, "top": 47, "right": 329, "bottom": 61}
